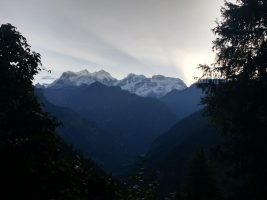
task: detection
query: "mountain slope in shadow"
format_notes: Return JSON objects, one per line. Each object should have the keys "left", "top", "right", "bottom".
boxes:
{"left": 144, "top": 111, "right": 221, "bottom": 194}
{"left": 160, "top": 84, "right": 203, "bottom": 119}
{"left": 43, "top": 83, "right": 177, "bottom": 171}
{"left": 36, "top": 89, "right": 125, "bottom": 171}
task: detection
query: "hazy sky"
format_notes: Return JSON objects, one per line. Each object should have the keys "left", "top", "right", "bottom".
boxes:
{"left": 0, "top": 0, "right": 226, "bottom": 85}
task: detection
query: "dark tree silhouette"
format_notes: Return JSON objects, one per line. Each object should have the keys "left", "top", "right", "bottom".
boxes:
{"left": 0, "top": 23, "right": 116, "bottom": 200}
{"left": 199, "top": 1, "right": 267, "bottom": 200}
{"left": 176, "top": 150, "right": 222, "bottom": 200}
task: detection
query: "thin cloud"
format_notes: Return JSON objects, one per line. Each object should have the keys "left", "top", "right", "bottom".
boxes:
{"left": 0, "top": 0, "right": 224, "bottom": 84}
{"left": 41, "top": 76, "right": 57, "bottom": 80}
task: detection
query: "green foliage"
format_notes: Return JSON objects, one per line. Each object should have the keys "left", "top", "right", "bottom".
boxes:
{"left": 199, "top": 1, "right": 267, "bottom": 199}
{"left": 0, "top": 23, "right": 116, "bottom": 199}
{"left": 176, "top": 150, "right": 222, "bottom": 200}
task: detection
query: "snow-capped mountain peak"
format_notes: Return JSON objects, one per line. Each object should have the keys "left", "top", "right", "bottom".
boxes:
{"left": 117, "top": 73, "right": 187, "bottom": 97}
{"left": 91, "top": 70, "right": 116, "bottom": 81}
{"left": 124, "top": 73, "right": 146, "bottom": 82}
{"left": 62, "top": 71, "right": 76, "bottom": 77}
{"left": 48, "top": 69, "right": 187, "bottom": 97}
{"left": 76, "top": 69, "right": 90, "bottom": 76}
{"left": 49, "top": 69, "right": 118, "bottom": 88}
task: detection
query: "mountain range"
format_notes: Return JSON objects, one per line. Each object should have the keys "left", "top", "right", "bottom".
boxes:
{"left": 37, "top": 69, "right": 218, "bottom": 189}
{"left": 46, "top": 69, "right": 187, "bottom": 98}
{"left": 42, "top": 82, "right": 178, "bottom": 171}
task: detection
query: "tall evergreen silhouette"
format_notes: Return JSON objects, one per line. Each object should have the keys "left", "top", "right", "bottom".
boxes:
{"left": 176, "top": 150, "right": 222, "bottom": 200}
{"left": 0, "top": 23, "right": 115, "bottom": 200}
{"left": 199, "top": 1, "right": 267, "bottom": 199}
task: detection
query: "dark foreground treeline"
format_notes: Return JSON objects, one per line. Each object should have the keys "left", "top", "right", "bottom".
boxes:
{"left": 1, "top": 0, "right": 267, "bottom": 199}
{"left": 0, "top": 23, "right": 118, "bottom": 200}
{"left": 176, "top": 1, "right": 267, "bottom": 200}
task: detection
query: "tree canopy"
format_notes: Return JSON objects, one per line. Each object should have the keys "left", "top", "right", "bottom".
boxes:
{"left": 0, "top": 23, "right": 116, "bottom": 200}
{"left": 199, "top": 1, "right": 267, "bottom": 199}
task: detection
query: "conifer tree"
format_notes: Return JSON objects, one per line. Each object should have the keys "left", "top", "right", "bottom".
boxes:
{"left": 199, "top": 1, "right": 267, "bottom": 199}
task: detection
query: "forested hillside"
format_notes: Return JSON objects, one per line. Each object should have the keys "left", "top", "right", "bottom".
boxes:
{"left": 144, "top": 111, "right": 221, "bottom": 194}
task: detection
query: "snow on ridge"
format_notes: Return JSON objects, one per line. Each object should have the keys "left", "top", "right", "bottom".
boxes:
{"left": 49, "top": 69, "right": 118, "bottom": 88}
{"left": 48, "top": 70, "right": 187, "bottom": 97}
{"left": 117, "top": 73, "right": 187, "bottom": 97}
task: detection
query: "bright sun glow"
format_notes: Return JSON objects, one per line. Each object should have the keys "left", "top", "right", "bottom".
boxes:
{"left": 173, "top": 50, "right": 215, "bottom": 85}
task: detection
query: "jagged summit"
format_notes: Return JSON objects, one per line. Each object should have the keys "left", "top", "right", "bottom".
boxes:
{"left": 48, "top": 69, "right": 187, "bottom": 97}
{"left": 91, "top": 70, "right": 115, "bottom": 80}
{"left": 49, "top": 69, "right": 118, "bottom": 88}
{"left": 116, "top": 73, "right": 187, "bottom": 97}
{"left": 76, "top": 69, "right": 90, "bottom": 76}
{"left": 126, "top": 73, "right": 146, "bottom": 79}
